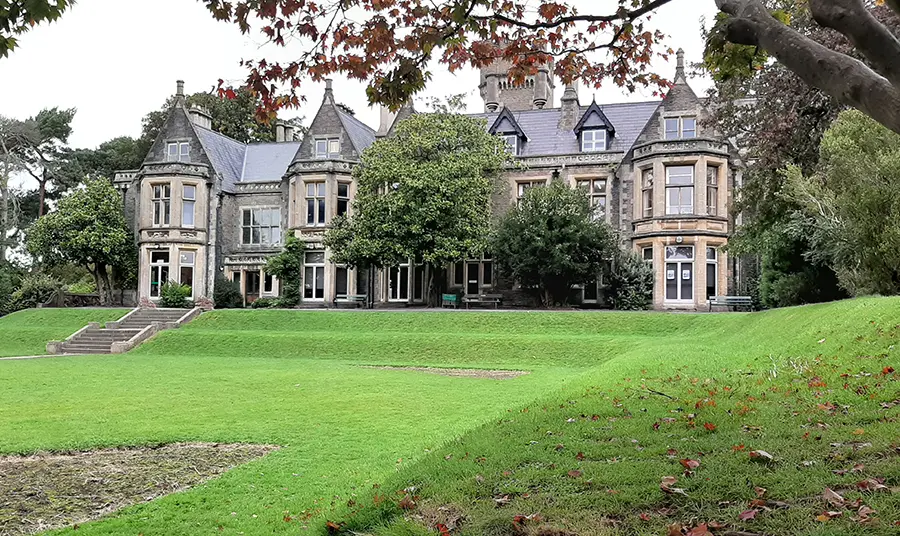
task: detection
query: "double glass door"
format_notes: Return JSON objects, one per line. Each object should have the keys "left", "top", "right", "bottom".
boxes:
{"left": 665, "top": 246, "right": 694, "bottom": 302}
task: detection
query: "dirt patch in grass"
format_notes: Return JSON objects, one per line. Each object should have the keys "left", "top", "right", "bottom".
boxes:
{"left": 0, "top": 442, "right": 277, "bottom": 535}
{"left": 363, "top": 366, "right": 529, "bottom": 380}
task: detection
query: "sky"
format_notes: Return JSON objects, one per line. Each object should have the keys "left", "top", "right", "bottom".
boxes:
{"left": 0, "top": 0, "right": 719, "bottom": 149}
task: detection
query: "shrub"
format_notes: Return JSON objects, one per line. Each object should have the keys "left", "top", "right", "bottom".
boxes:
{"left": 213, "top": 277, "right": 243, "bottom": 309}
{"left": 9, "top": 273, "right": 62, "bottom": 311}
{"left": 608, "top": 250, "right": 654, "bottom": 310}
{"left": 265, "top": 236, "right": 304, "bottom": 307}
{"left": 0, "top": 264, "right": 22, "bottom": 317}
{"left": 250, "top": 297, "right": 277, "bottom": 309}
{"left": 159, "top": 280, "right": 192, "bottom": 308}
{"left": 66, "top": 278, "right": 97, "bottom": 294}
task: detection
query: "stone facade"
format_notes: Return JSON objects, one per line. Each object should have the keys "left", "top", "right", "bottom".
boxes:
{"left": 117, "top": 50, "right": 743, "bottom": 310}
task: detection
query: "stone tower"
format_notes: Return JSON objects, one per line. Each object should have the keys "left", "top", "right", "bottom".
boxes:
{"left": 479, "top": 55, "right": 556, "bottom": 112}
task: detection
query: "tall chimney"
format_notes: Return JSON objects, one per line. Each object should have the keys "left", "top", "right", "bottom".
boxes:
{"left": 324, "top": 79, "right": 334, "bottom": 102}
{"left": 533, "top": 69, "right": 549, "bottom": 109}
{"left": 484, "top": 74, "right": 500, "bottom": 112}
{"left": 558, "top": 82, "right": 580, "bottom": 131}
{"left": 674, "top": 48, "right": 686, "bottom": 83}
{"left": 175, "top": 80, "right": 185, "bottom": 103}
{"left": 276, "top": 122, "right": 286, "bottom": 143}
{"left": 188, "top": 104, "right": 213, "bottom": 129}
{"left": 284, "top": 124, "right": 295, "bottom": 141}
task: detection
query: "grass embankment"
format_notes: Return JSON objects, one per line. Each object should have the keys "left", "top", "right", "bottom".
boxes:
{"left": 0, "top": 301, "right": 896, "bottom": 535}
{"left": 0, "top": 308, "right": 129, "bottom": 357}
{"left": 340, "top": 299, "right": 900, "bottom": 536}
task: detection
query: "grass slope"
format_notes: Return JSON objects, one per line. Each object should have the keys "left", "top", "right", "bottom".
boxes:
{"left": 340, "top": 299, "right": 900, "bottom": 536}
{"left": 0, "top": 301, "right": 896, "bottom": 535}
{"left": 0, "top": 308, "right": 129, "bottom": 357}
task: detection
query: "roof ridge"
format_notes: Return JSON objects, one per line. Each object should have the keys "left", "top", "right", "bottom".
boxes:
{"left": 337, "top": 108, "right": 376, "bottom": 133}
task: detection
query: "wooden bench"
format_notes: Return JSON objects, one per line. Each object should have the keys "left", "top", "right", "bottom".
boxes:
{"left": 709, "top": 295, "right": 752, "bottom": 311}
{"left": 336, "top": 294, "right": 368, "bottom": 308}
{"left": 462, "top": 293, "right": 503, "bottom": 309}
{"left": 441, "top": 293, "right": 460, "bottom": 309}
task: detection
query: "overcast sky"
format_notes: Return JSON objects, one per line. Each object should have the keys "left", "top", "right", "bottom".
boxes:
{"left": 0, "top": 0, "right": 718, "bottom": 149}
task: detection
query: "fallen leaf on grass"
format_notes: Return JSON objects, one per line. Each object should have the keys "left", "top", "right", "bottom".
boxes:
{"left": 686, "top": 523, "right": 713, "bottom": 536}
{"left": 852, "top": 505, "right": 877, "bottom": 524}
{"left": 638, "top": 512, "right": 652, "bottom": 521}
{"left": 754, "top": 486, "right": 767, "bottom": 498}
{"left": 816, "top": 511, "right": 842, "bottom": 522}
{"left": 856, "top": 478, "right": 888, "bottom": 492}
{"left": 567, "top": 470, "right": 582, "bottom": 478}
{"left": 823, "top": 488, "right": 845, "bottom": 508}
{"left": 667, "top": 523, "right": 683, "bottom": 536}
{"left": 739, "top": 509, "right": 758, "bottom": 521}
{"left": 325, "top": 520, "right": 344, "bottom": 534}
{"left": 749, "top": 450, "right": 774, "bottom": 463}
{"left": 575, "top": 451, "right": 585, "bottom": 461}
{"left": 703, "top": 422, "right": 717, "bottom": 431}
{"left": 493, "top": 494, "right": 511, "bottom": 507}
{"left": 680, "top": 459, "right": 700, "bottom": 470}
{"left": 398, "top": 494, "right": 417, "bottom": 510}
{"left": 660, "top": 475, "right": 688, "bottom": 496}
{"left": 852, "top": 428, "right": 865, "bottom": 435}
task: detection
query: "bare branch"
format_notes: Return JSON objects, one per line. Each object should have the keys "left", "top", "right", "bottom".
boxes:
{"left": 474, "top": 0, "right": 676, "bottom": 30}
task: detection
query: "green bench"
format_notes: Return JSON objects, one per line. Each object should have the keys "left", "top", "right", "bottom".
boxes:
{"left": 441, "top": 294, "right": 460, "bottom": 309}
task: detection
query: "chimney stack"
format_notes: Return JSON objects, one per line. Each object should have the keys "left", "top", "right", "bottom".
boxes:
{"left": 284, "top": 124, "right": 295, "bottom": 141}
{"left": 484, "top": 74, "right": 500, "bottom": 112}
{"left": 675, "top": 48, "right": 686, "bottom": 82}
{"left": 558, "top": 82, "right": 580, "bottom": 131}
{"left": 323, "top": 79, "right": 334, "bottom": 102}
{"left": 276, "top": 122, "right": 286, "bottom": 142}
{"left": 188, "top": 104, "right": 212, "bottom": 129}
{"left": 175, "top": 80, "right": 185, "bottom": 103}
{"left": 533, "top": 69, "right": 549, "bottom": 109}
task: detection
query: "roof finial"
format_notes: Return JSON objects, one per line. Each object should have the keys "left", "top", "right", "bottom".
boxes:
{"left": 675, "top": 48, "right": 685, "bottom": 80}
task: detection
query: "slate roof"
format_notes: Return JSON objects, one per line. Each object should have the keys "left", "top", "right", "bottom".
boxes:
{"left": 336, "top": 109, "right": 376, "bottom": 154}
{"left": 194, "top": 125, "right": 301, "bottom": 192}
{"left": 469, "top": 100, "right": 660, "bottom": 156}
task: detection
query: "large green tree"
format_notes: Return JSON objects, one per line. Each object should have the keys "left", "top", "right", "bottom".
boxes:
{"left": 325, "top": 113, "right": 510, "bottom": 304}
{"left": 492, "top": 180, "right": 617, "bottom": 307}
{"left": 782, "top": 110, "right": 900, "bottom": 297}
{"left": 27, "top": 178, "right": 135, "bottom": 305}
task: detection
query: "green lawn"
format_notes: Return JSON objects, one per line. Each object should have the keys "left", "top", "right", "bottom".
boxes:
{"left": 0, "top": 300, "right": 897, "bottom": 535}
{"left": 0, "top": 308, "right": 129, "bottom": 357}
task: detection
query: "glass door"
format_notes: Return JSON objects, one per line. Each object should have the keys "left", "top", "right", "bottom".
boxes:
{"left": 389, "top": 264, "right": 409, "bottom": 302}
{"left": 245, "top": 270, "right": 261, "bottom": 304}
{"left": 304, "top": 251, "right": 326, "bottom": 301}
{"left": 665, "top": 246, "right": 694, "bottom": 302}
{"left": 466, "top": 263, "right": 480, "bottom": 296}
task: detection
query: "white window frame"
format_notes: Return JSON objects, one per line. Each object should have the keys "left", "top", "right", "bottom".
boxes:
{"left": 502, "top": 134, "right": 518, "bottom": 155}
{"left": 166, "top": 141, "right": 190, "bottom": 162}
{"left": 179, "top": 250, "right": 195, "bottom": 299}
{"left": 664, "top": 117, "right": 697, "bottom": 140}
{"left": 149, "top": 250, "right": 170, "bottom": 298}
{"left": 665, "top": 166, "right": 694, "bottom": 215}
{"left": 315, "top": 138, "right": 341, "bottom": 159}
{"left": 241, "top": 207, "right": 282, "bottom": 246}
{"left": 151, "top": 184, "right": 171, "bottom": 227}
{"left": 388, "top": 262, "right": 411, "bottom": 302}
{"left": 577, "top": 178, "right": 607, "bottom": 220}
{"left": 642, "top": 246, "right": 654, "bottom": 266}
{"left": 664, "top": 246, "right": 695, "bottom": 303}
{"left": 581, "top": 129, "right": 607, "bottom": 152}
{"left": 641, "top": 168, "right": 654, "bottom": 218}
{"left": 303, "top": 250, "right": 326, "bottom": 301}
{"left": 334, "top": 265, "right": 352, "bottom": 300}
{"left": 182, "top": 184, "right": 196, "bottom": 228}
{"left": 305, "top": 181, "right": 326, "bottom": 227}
{"left": 706, "top": 247, "right": 718, "bottom": 301}
{"left": 336, "top": 182, "right": 350, "bottom": 218}
{"left": 263, "top": 271, "right": 278, "bottom": 296}
{"left": 516, "top": 180, "right": 546, "bottom": 203}
{"left": 707, "top": 165, "right": 719, "bottom": 216}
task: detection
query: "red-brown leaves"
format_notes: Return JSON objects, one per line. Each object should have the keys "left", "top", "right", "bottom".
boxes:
{"left": 823, "top": 488, "right": 845, "bottom": 508}
{"left": 748, "top": 450, "right": 774, "bottom": 463}
{"left": 738, "top": 509, "right": 758, "bottom": 521}
{"left": 856, "top": 478, "right": 888, "bottom": 492}
{"left": 816, "top": 511, "right": 843, "bottom": 522}
{"left": 398, "top": 494, "right": 416, "bottom": 510}
{"left": 566, "top": 469, "right": 582, "bottom": 478}
{"left": 660, "top": 475, "right": 688, "bottom": 496}
{"left": 575, "top": 451, "right": 585, "bottom": 461}
{"left": 325, "top": 520, "right": 344, "bottom": 534}
{"left": 703, "top": 422, "right": 717, "bottom": 432}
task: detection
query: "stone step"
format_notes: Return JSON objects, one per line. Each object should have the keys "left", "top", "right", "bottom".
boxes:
{"left": 63, "top": 345, "right": 112, "bottom": 353}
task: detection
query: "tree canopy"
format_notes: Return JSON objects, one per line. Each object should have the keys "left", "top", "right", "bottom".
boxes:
{"left": 27, "top": 178, "right": 135, "bottom": 305}
{"left": 492, "top": 180, "right": 616, "bottom": 307}
{"left": 0, "top": 0, "right": 73, "bottom": 59}
{"left": 325, "top": 113, "right": 510, "bottom": 301}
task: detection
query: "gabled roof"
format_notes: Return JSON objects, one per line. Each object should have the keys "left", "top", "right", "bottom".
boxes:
{"left": 193, "top": 126, "right": 302, "bottom": 192}
{"left": 489, "top": 107, "right": 527, "bottom": 140}
{"left": 574, "top": 100, "right": 616, "bottom": 137}
{"left": 241, "top": 142, "right": 303, "bottom": 182}
{"left": 194, "top": 126, "right": 245, "bottom": 190}
{"left": 470, "top": 100, "right": 658, "bottom": 156}
{"left": 336, "top": 108, "right": 376, "bottom": 154}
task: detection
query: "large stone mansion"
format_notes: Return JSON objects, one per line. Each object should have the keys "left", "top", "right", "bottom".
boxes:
{"left": 115, "top": 50, "right": 742, "bottom": 310}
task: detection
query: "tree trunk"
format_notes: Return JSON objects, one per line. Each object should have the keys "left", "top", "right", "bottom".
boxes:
{"left": 0, "top": 140, "right": 10, "bottom": 262}
{"left": 716, "top": 0, "right": 900, "bottom": 135}
{"left": 37, "top": 169, "right": 47, "bottom": 218}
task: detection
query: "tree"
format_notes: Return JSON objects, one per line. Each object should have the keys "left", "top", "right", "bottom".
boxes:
{"left": 265, "top": 235, "right": 305, "bottom": 306}
{"left": 204, "top": 0, "right": 900, "bottom": 136}
{"left": 0, "top": 1, "right": 73, "bottom": 58}
{"left": 492, "top": 180, "right": 617, "bottom": 307}
{"left": 27, "top": 178, "right": 135, "bottom": 305}
{"left": 325, "top": 113, "right": 510, "bottom": 304}
{"left": 0, "top": 115, "right": 34, "bottom": 260}
{"left": 16, "top": 107, "right": 79, "bottom": 217}
{"left": 782, "top": 110, "right": 900, "bottom": 296}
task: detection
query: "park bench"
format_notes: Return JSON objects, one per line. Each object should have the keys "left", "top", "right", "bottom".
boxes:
{"left": 708, "top": 295, "right": 753, "bottom": 312}
{"left": 462, "top": 293, "right": 503, "bottom": 309}
{"left": 336, "top": 294, "right": 368, "bottom": 308}
{"left": 441, "top": 293, "right": 460, "bottom": 309}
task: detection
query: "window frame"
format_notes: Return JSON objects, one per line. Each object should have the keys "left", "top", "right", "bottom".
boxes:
{"left": 665, "top": 165, "right": 695, "bottom": 215}
{"left": 516, "top": 180, "right": 546, "bottom": 203}
{"left": 664, "top": 117, "right": 697, "bottom": 140}
{"left": 166, "top": 141, "right": 190, "bottom": 163}
{"left": 706, "top": 246, "right": 718, "bottom": 300}
{"left": 706, "top": 165, "right": 719, "bottom": 216}
{"left": 336, "top": 182, "right": 350, "bottom": 218}
{"left": 581, "top": 129, "right": 607, "bottom": 152}
{"left": 181, "top": 184, "right": 196, "bottom": 228}
{"left": 641, "top": 168, "right": 654, "bottom": 218}
{"left": 179, "top": 250, "right": 195, "bottom": 299}
{"left": 241, "top": 207, "right": 282, "bottom": 246}
{"left": 664, "top": 245, "right": 695, "bottom": 303}
{"left": 315, "top": 138, "right": 341, "bottom": 159}
{"left": 502, "top": 134, "right": 519, "bottom": 155}
{"left": 149, "top": 251, "right": 170, "bottom": 298}
{"left": 576, "top": 178, "right": 608, "bottom": 220}
{"left": 151, "top": 183, "right": 171, "bottom": 228}
{"left": 305, "top": 181, "right": 327, "bottom": 227}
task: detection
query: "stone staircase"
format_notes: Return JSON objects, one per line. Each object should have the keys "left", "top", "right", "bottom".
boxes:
{"left": 48, "top": 307, "right": 201, "bottom": 355}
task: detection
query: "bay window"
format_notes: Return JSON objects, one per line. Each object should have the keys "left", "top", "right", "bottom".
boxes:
{"left": 182, "top": 185, "right": 196, "bottom": 227}
{"left": 152, "top": 184, "right": 171, "bottom": 227}
{"left": 665, "top": 166, "right": 694, "bottom": 215}
{"left": 306, "top": 182, "right": 326, "bottom": 226}
{"left": 641, "top": 168, "right": 654, "bottom": 218}
{"left": 707, "top": 165, "right": 719, "bottom": 216}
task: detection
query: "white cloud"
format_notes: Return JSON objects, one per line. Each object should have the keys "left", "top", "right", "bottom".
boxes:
{"left": 0, "top": 0, "right": 717, "bottom": 149}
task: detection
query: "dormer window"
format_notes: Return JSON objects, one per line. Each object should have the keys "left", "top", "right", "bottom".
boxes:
{"left": 502, "top": 134, "right": 519, "bottom": 155}
{"left": 581, "top": 129, "right": 607, "bottom": 152}
{"left": 665, "top": 117, "right": 696, "bottom": 140}
{"left": 167, "top": 142, "right": 190, "bottom": 162}
{"left": 315, "top": 138, "right": 341, "bottom": 159}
